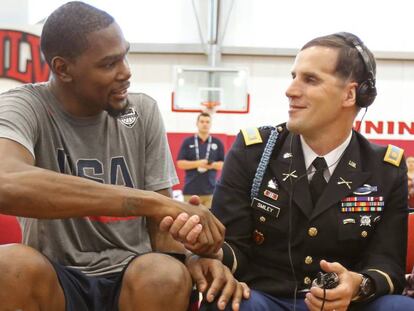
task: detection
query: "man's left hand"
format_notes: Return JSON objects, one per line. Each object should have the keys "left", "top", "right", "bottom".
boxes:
{"left": 186, "top": 255, "right": 250, "bottom": 311}
{"left": 305, "top": 260, "right": 362, "bottom": 311}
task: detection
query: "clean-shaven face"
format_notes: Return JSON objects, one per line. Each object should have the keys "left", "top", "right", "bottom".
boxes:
{"left": 197, "top": 116, "right": 212, "bottom": 135}
{"left": 285, "top": 46, "right": 349, "bottom": 138}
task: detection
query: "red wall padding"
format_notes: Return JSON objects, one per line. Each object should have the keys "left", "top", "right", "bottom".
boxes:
{"left": 407, "top": 213, "right": 414, "bottom": 273}
{"left": 167, "top": 133, "right": 236, "bottom": 190}
{"left": 0, "top": 214, "right": 21, "bottom": 244}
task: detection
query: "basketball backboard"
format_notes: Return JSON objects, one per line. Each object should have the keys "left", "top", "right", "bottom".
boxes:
{"left": 172, "top": 66, "right": 249, "bottom": 114}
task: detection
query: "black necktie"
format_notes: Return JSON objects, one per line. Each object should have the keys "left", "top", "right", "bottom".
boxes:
{"left": 310, "top": 157, "right": 328, "bottom": 205}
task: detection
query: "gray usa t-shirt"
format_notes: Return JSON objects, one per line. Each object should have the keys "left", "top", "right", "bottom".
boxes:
{"left": 0, "top": 83, "right": 178, "bottom": 276}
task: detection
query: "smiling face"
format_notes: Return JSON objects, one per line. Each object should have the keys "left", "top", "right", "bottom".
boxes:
{"left": 65, "top": 22, "right": 131, "bottom": 116}
{"left": 285, "top": 46, "right": 356, "bottom": 140}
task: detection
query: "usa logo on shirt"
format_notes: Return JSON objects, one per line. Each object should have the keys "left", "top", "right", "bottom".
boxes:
{"left": 119, "top": 107, "right": 139, "bottom": 128}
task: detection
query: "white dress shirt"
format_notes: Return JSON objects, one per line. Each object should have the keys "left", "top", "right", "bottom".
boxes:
{"left": 301, "top": 132, "right": 353, "bottom": 182}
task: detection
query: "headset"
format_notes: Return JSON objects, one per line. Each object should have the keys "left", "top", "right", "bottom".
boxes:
{"left": 334, "top": 32, "right": 377, "bottom": 108}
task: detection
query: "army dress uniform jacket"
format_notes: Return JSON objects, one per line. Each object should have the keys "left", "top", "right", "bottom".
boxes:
{"left": 213, "top": 124, "right": 408, "bottom": 300}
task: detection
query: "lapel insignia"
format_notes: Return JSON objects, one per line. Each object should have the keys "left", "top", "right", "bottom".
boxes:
{"left": 343, "top": 218, "right": 356, "bottom": 225}
{"left": 267, "top": 178, "right": 279, "bottom": 190}
{"left": 282, "top": 170, "right": 298, "bottom": 181}
{"left": 337, "top": 177, "right": 352, "bottom": 190}
{"left": 360, "top": 215, "right": 372, "bottom": 227}
{"left": 264, "top": 190, "right": 279, "bottom": 201}
{"left": 348, "top": 160, "right": 356, "bottom": 168}
{"left": 353, "top": 184, "right": 378, "bottom": 195}
{"left": 283, "top": 152, "right": 293, "bottom": 159}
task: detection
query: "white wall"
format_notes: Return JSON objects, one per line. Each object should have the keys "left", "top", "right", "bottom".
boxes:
{"left": 0, "top": 0, "right": 29, "bottom": 24}
{"left": 0, "top": 23, "right": 413, "bottom": 142}
{"left": 26, "top": 0, "right": 414, "bottom": 53}
{"left": 128, "top": 52, "right": 414, "bottom": 141}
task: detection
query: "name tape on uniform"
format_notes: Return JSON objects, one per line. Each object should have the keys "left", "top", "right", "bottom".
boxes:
{"left": 252, "top": 198, "right": 280, "bottom": 218}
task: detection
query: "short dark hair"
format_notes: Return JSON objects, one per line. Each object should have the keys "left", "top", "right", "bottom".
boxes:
{"left": 197, "top": 112, "right": 211, "bottom": 121}
{"left": 301, "top": 33, "right": 376, "bottom": 86}
{"left": 40, "top": 1, "right": 114, "bottom": 66}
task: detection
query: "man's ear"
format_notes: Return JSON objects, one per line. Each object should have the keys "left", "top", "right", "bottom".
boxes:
{"left": 343, "top": 82, "right": 358, "bottom": 108}
{"left": 50, "top": 56, "right": 73, "bottom": 83}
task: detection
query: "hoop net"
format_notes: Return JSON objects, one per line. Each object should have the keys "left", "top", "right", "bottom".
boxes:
{"left": 201, "top": 101, "right": 221, "bottom": 114}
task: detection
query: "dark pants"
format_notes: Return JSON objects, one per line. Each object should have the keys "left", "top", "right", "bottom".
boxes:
{"left": 200, "top": 289, "right": 414, "bottom": 311}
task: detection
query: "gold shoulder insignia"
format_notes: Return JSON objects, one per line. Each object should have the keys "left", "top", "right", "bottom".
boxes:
{"left": 241, "top": 128, "right": 263, "bottom": 146}
{"left": 384, "top": 144, "right": 404, "bottom": 166}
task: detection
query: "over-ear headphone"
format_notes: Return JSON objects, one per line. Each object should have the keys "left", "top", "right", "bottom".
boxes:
{"left": 334, "top": 32, "right": 377, "bottom": 108}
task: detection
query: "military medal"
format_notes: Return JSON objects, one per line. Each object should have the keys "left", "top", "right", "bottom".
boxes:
{"left": 340, "top": 195, "right": 384, "bottom": 212}
{"left": 360, "top": 215, "right": 372, "bottom": 227}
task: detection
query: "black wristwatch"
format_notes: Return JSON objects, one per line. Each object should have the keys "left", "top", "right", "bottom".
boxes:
{"left": 354, "top": 274, "right": 375, "bottom": 301}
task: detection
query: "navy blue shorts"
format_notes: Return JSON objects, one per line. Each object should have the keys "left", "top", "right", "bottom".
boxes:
{"left": 49, "top": 252, "right": 187, "bottom": 311}
{"left": 50, "top": 258, "right": 134, "bottom": 311}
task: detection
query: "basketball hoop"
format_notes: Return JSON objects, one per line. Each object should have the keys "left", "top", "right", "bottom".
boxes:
{"left": 201, "top": 101, "right": 220, "bottom": 114}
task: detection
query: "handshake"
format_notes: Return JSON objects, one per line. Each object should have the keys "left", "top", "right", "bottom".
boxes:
{"left": 158, "top": 194, "right": 225, "bottom": 256}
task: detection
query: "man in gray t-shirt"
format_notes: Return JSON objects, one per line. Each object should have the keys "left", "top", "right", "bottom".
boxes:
{"left": 0, "top": 2, "right": 248, "bottom": 311}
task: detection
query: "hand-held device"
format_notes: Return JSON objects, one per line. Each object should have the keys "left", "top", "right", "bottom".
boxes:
{"left": 312, "top": 272, "right": 339, "bottom": 289}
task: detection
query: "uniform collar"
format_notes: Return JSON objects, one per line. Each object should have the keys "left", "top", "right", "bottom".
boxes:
{"left": 301, "top": 131, "right": 353, "bottom": 179}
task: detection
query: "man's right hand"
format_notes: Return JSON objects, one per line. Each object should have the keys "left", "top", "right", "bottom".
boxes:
{"left": 198, "top": 159, "right": 209, "bottom": 168}
{"left": 158, "top": 195, "right": 225, "bottom": 256}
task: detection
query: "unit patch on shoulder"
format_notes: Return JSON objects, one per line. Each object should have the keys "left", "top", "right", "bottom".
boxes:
{"left": 241, "top": 128, "right": 263, "bottom": 146}
{"left": 383, "top": 144, "right": 404, "bottom": 167}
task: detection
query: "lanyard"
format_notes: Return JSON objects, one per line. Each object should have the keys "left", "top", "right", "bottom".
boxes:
{"left": 250, "top": 127, "right": 279, "bottom": 201}
{"left": 194, "top": 135, "right": 212, "bottom": 161}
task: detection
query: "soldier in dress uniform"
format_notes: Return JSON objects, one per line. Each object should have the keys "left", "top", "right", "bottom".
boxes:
{"left": 164, "top": 32, "right": 414, "bottom": 311}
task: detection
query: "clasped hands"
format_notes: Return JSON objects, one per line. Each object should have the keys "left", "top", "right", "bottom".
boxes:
{"left": 159, "top": 196, "right": 249, "bottom": 311}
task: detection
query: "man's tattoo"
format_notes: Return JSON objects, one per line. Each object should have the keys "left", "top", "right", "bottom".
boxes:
{"left": 122, "top": 197, "right": 142, "bottom": 216}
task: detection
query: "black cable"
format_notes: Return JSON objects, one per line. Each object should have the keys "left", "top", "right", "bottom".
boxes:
{"left": 320, "top": 288, "right": 327, "bottom": 311}
{"left": 288, "top": 134, "right": 349, "bottom": 311}
{"left": 355, "top": 107, "right": 368, "bottom": 132}
{"left": 287, "top": 134, "right": 298, "bottom": 311}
